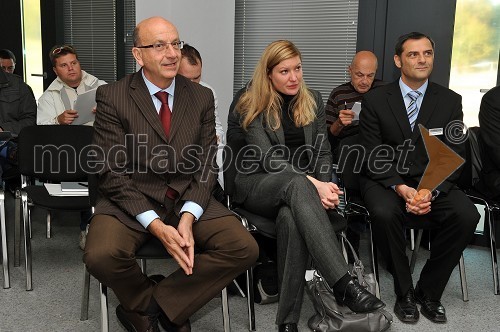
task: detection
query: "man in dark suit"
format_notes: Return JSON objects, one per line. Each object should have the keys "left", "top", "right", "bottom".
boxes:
{"left": 83, "top": 16, "right": 258, "bottom": 332}
{"left": 359, "top": 32, "right": 479, "bottom": 324}
{"left": 476, "top": 86, "right": 500, "bottom": 201}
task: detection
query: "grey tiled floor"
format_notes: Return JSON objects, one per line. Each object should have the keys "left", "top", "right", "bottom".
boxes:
{"left": 0, "top": 192, "right": 499, "bottom": 331}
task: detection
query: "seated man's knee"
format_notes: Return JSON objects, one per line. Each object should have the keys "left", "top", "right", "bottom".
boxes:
{"left": 370, "top": 204, "right": 402, "bottom": 228}
{"left": 455, "top": 206, "right": 481, "bottom": 232}
{"left": 223, "top": 218, "right": 259, "bottom": 269}
{"left": 236, "top": 234, "right": 259, "bottom": 271}
{"left": 83, "top": 244, "right": 124, "bottom": 281}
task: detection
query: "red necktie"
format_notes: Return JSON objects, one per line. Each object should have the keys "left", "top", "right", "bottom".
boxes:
{"left": 154, "top": 91, "right": 171, "bottom": 138}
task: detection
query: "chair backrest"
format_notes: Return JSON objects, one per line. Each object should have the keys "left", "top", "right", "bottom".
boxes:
{"left": 18, "top": 125, "right": 94, "bottom": 182}
{"left": 223, "top": 138, "right": 246, "bottom": 198}
{"left": 336, "top": 134, "right": 364, "bottom": 193}
{"left": 457, "top": 126, "right": 482, "bottom": 190}
{"left": 88, "top": 173, "right": 99, "bottom": 207}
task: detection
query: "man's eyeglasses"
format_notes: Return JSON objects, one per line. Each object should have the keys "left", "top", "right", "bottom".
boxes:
{"left": 52, "top": 45, "right": 75, "bottom": 55}
{"left": 136, "top": 41, "right": 184, "bottom": 52}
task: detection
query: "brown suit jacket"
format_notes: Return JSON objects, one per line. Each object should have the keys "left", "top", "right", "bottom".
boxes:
{"left": 92, "top": 71, "right": 231, "bottom": 232}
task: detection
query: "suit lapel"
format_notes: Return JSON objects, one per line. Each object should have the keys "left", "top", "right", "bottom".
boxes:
{"left": 303, "top": 122, "right": 313, "bottom": 161}
{"left": 169, "top": 75, "right": 188, "bottom": 142}
{"left": 263, "top": 118, "right": 285, "bottom": 145}
{"left": 303, "top": 122, "right": 312, "bottom": 146}
{"left": 387, "top": 81, "right": 412, "bottom": 139}
{"left": 129, "top": 71, "right": 167, "bottom": 142}
{"left": 410, "top": 82, "right": 438, "bottom": 142}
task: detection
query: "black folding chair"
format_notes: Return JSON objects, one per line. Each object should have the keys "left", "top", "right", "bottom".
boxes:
{"left": 457, "top": 126, "right": 499, "bottom": 294}
{"left": 17, "top": 125, "right": 93, "bottom": 291}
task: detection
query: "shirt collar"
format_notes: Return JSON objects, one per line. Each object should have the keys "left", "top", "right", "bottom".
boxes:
{"left": 141, "top": 70, "right": 176, "bottom": 97}
{"left": 399, "top": 78, "right": 428, "bottom": 99}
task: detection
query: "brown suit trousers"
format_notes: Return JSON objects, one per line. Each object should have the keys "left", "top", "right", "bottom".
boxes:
{"left": 84, "top": 198, "right": 258, "bottom": 324}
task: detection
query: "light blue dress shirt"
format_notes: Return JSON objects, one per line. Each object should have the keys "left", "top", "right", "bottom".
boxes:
{"left": 399, "top": 78, "right": 428, "bottom": 113}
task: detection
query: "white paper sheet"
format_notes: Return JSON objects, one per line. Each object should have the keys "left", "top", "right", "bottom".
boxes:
{"left": 72, "top": 88, "right": 97, "bottom": 125}
{"left": 44, "top": 183, "right": 88, "bottom": 196}
{"left": 352, "top": 101, "right": 362, "bottom": 121}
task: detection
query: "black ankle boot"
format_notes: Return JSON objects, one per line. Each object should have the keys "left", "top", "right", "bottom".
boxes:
{"left": 333, "top": 279, "right": 385, "bottom": 313}
{"left": 278, "top": 323, "right": 298, "bottom": 332}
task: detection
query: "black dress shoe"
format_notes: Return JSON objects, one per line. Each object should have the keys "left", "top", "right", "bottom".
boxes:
{"left": 415, "top": 286, "right": 447, "bottom": 323}
{"left": 158, "top": 314, "right": 191, "bottom": 332}
{"left": 333, "top": 279, "right": 385, "bottom": 313}
{"left": 278, "top": 323, "right": 298, "bottom": 332}
{"left": 116, "top": 304, "right": 160, "bottom": 332}
{"left": 394, "top": 287, "right": 419, "bottom": 323}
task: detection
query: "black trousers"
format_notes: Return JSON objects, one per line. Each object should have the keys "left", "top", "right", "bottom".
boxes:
{"left": 363, "top": 185, "right": 479, "bottom": 300}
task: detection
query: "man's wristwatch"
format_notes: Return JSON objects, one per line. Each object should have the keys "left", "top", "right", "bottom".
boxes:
{"left": 430, "top": 190, "right": 439, "bottom": 201}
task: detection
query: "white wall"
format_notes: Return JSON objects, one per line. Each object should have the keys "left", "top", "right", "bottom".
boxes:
{"left": 136, "top": 0, "right": 235, "bottom": 133}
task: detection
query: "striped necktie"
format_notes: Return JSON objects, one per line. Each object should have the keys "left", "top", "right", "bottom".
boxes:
{"left": 407, "top": 90, "right": 422, "bottom": 130}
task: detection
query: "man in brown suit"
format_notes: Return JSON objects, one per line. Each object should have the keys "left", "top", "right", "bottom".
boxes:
{"left": 83, "top": 16, "right": 258, "bottom": 332}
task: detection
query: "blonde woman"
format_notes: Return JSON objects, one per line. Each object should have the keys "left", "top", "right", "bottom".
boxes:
{"left": 232, "top": 40, "right": 385, "bottom": 331}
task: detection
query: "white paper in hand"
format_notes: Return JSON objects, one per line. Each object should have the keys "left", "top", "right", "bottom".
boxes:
{"left": 72, "top": 88, "right": 97, "bottom": 125}
{"left": 352, "top": 102, "right": 362, "bottom": 121}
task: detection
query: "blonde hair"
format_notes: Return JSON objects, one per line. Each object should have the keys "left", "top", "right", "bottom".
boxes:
{"left": 237, "top": 40, "right": 316, "bottom": 131}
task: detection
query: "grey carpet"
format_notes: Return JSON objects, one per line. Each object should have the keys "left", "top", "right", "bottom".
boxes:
{"left": 0, "top": 192, "right": 499, "bottom": 331}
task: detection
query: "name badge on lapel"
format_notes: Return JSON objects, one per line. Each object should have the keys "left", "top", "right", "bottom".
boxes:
{"left": 429, "top": 128, "right": 443, "bottom": 136}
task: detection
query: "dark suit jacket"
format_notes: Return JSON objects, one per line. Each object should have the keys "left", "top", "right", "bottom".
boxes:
{"left": 92, "top": 71, "right": 230, "bottom": 232}
{"left": 477, "top": 86, "right": 500, "bottom": 199}
{"left": 234, "top": 89, "right": 332, "bottom": 203}
{"left": 359, "top": 80, "right": 465, "bottom": 194}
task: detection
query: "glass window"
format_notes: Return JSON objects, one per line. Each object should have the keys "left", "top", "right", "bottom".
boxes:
{"left": 21, "top": 0, "right": 44, "bottom": 100}
{"left": 449, "top": 0, "right": 500, "bottom": 128}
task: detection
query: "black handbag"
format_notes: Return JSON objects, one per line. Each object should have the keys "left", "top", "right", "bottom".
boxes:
{"left": 306, "top": 234, "right": 393, "bottom": 332}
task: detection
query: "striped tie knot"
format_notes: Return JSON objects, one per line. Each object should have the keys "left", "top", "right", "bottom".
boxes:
{"left": 407, "top": 90, "right": 421, "bottom": 101}
{"left": 407, "top": 90, "right": 422, "bottom": 130}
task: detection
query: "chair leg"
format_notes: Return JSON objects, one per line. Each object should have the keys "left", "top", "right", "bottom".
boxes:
{"left": 21, "top": 191, "right": 33, "bottom": 291}
{"left": 458, "top": 254, "right": 468, "bottom": 302}
{"left": 46, "top": 211, "right": 51, "bottom": 239}
{"left": 410, "top": 229, "right": 415, "bottom": 250}
{"left": 340, "top": 230, "right": 348, "bottom": 263}
{"left": 81, "top": 264, "right": 91, "bottom": 320}
{"left": 28, "top": 204, "right": 32, "bottom": 239}
{"left": 486, "top": 207, "right": 499, "bottom": 294}
{"left": 221, "top": 287, "right": 231, "bottom": 332}
{"left": 368, "top": 221, "right": 380, "bottom": 299}
{"left": 409, "top": 229, "right": 424, "bottom": 274}
{"left": 246, "top": 268, "right": 256, "bottom": 331}
{"left": 0, "top": 191, "right": 10, "bottom": 289}
{"left": 14, "top": 189, "right": 21, "bottom": 267}
{"left": 99, "top": 282, "right": 109, "bottom": 332}
{"left": 231, "top": 279, "right": 246, "bottom": 297}
{"left": 139, "top": 259, "right": 146, "bottom": 274}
